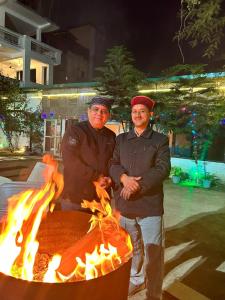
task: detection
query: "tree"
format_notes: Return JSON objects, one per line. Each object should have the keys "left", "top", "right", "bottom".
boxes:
{"left": 147, "top": 64, "right": 225, "bottom": 162}
{"left": 23, "top": 107, "right": 43, "bottom": 153}
{"left": 175, "top": 0, "right": 225, "bottom": 62}
{"left": 95, "top": 45, "right": 144, "bottom": 128}
{"left": 0, "top": 74, "right": 28, "bottom": 151}
{"left": 0, "top": 74, "right": 43, "bottom": 153}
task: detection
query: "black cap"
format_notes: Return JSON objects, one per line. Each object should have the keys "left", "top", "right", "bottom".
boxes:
{"left": 89, "top": 96, "right": 114, "bottom": 111}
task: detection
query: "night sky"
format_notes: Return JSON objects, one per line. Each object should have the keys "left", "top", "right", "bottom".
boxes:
{"left": 21, "top": 0, "right": 209, "bottom": 75}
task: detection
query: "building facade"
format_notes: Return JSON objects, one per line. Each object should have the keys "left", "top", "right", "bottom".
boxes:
{"left": 0, "top": 0, "right": 61, "bottom": 88}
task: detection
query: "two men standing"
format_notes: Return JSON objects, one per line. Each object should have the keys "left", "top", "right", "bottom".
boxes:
{"left": 61, "top": 95, "right": 171, "bottom": 300}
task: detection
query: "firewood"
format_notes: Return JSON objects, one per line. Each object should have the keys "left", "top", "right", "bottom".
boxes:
{"left": 57, "top": 225, "right": 130, "bottom": 277}
{"left": 57, "top": 226, "right": 102, "bottom": 276}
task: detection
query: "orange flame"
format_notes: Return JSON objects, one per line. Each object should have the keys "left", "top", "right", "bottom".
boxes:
{"left": 0, "top": 157, "right": 132, "bottom": 283}
{"left": 56, "top": 182, "right": 133, "bottom": 281}
{"left": 0, "top": 155, "right": 63, "bottom": 281}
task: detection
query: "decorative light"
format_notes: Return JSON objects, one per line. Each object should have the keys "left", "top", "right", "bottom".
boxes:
{"left": 220, "top": 118, "right": 225, "bottom": 125}
{"left": 49, "top": 112, "right": 55, "bottom": 118}
{"left": 79, "top": 113, "right": 88, "bottom": 121}
{"left": 138, "top": 87, "right": 207, "bottom": 93}
{"left": 180, "top": 107, "right": 187, "bottom": 112}
{"left": 42, "top": 92, "right": 96, "bottom": 98}
{"left": 41, "top": 112, "right": 48, "bottom": 119}
{"left": 139, "top": 88, "right": 171, "bottom": 93}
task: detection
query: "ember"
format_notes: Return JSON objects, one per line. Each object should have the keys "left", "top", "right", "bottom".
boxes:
{"left": 0, "top": 155, "right": 132, "bottom": 285}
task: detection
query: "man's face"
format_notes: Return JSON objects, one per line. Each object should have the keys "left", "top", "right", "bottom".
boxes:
{"left": 88, "top": 104, "right": 110, "bottom": 129}
{"left": 131, "top": 104, "right": 151, "bottom": 128}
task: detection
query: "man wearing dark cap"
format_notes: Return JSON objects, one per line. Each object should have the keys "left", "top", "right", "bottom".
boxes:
{"left": 110, "top": 95, "right": 171, "bottom": 300}
{"left": 61, "top": 96, "right": 116, "bottom": 211}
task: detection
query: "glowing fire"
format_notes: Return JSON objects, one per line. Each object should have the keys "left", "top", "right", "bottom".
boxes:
{"left": 0, "top": 156, "right": 132, "bottom": 283}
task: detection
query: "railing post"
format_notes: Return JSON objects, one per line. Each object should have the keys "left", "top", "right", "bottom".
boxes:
{"left": 54, "top": 51, "right": 60, "bottom": 65}
{"left": 36, "top": 27, "right": 42, "bottom": 42}
{"left": 0, "top": 9, "right": 5, "bottom": 27}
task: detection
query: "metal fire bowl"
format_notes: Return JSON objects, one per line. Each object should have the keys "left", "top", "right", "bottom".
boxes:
{"left": 0, "top": 211, "right": 131, "bottom": 300}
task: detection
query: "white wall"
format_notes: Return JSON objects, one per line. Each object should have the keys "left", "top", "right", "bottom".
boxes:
{"left": 0, "top": 62, "right": 17, "bottom": 79}
{"left": 171, "top": 157, "right": 225, "bottom": 183}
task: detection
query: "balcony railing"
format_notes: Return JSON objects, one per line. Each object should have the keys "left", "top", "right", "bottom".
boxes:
{"left": 0, "top": 25, "right": 61, "bottom": 65}
{"left": 30, "top": 37, "right": 60, "bottom": 64}
{"left": 0, "top": 25, "right": 22, "bottom": 48}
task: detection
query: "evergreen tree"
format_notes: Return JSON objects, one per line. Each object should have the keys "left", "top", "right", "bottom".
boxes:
{"left": 147, "top": 64, "right": 225, "bottom": 161}
{"left": 95, "top": 45, "right": 144, "bottom": 127}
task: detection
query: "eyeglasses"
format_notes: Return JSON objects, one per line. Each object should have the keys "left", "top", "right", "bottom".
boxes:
{"left": 90, "top": 107, "right": 109, "bottom": 115}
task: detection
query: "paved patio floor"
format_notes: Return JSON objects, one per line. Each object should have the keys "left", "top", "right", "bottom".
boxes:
{"left": 130, "top": 180, "right": 225, "bottom": 300}
{"left": 0, "top": 157, "right": 224, "bottom": 299}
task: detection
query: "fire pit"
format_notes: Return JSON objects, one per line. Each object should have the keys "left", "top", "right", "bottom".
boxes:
{"left": 0, "top": 156, "right": 132, "bottom": 300}
{"left": 0, "top": 211, "right": 131, "bottom": 300}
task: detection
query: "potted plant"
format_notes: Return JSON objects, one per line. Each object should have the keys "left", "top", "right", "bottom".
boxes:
{"left": 202, "top": 173, "right": 218, "bottom": 189}
{"left": 170, "top": 166, "right": 183, "bottom": 184}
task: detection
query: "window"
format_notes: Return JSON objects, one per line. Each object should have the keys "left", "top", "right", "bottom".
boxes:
{"left": 16, "top": 70, "right": 23, "bottom": 81}
{"left": 30, "top": 69, "right": 36, "bottom": 83}
{"left": 43, "top": 66, "right": 47, "bottom": 85}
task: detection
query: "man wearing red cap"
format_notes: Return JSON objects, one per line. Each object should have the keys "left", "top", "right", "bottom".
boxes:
{"left": 110, "top": 95, "right": 171, "bottom": 300}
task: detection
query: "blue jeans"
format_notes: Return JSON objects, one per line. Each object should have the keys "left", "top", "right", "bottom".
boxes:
{"left": 120, "top": 215, "right": 164, "bottom": 300}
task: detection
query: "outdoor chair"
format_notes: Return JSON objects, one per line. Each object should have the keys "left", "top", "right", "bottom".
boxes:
{"left": 0, "top": 162, "right": 54, "bottom": 219}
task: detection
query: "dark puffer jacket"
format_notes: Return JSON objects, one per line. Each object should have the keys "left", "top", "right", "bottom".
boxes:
{"left": 61, "top": 121, "right": 116, "bottom": 204}
{"left": 109, "top": 127, "right": 171, "bottom": 218}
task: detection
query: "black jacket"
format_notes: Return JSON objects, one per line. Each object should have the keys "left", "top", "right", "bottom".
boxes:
{"left": 109, "top": 127, "right": 171, "bottom": 218}
{"left": 61, "top": 121, "right": 116, "bottom": 204}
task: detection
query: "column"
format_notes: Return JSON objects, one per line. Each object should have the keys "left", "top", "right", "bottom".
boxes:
{"left": 36, "top": 28, "right": 42, "bottom": 42}
{"left": 47, "top": 64, "right": 53, "bottom": 85}
{"left": 22, "top": 36, "right": 31, "bottom": 86}
{"left": 0, "top": 9, "right": 5, "bottom": 27}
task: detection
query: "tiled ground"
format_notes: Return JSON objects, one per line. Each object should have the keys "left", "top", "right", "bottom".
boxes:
{"left": 130, "top": 180, "right": 225, "bottom": 300}
{"left": 0, "top": 157, "right": 224, "bottom": 299}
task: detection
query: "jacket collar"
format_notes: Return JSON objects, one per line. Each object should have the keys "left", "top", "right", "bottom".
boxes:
{"left": 127, "top": 125, "right": 153, "bottom": 140}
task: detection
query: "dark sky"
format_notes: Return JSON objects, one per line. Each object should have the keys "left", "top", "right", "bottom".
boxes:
{"left": 21, "top": 0, "right": 208, "bottom": 75}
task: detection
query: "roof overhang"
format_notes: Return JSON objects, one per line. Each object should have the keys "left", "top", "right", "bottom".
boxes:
{"left": 1, "top": 0, "right": 59, "bottom": 34}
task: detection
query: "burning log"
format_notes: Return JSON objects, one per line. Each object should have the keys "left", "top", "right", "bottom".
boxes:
{"left": 57, "top": 184, "right": 132, "bottom": 280}
{"left": 57, "top": 219, "right": 131, "bottom": 278}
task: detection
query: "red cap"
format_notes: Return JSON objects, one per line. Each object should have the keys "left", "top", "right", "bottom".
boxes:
{"left": 131, "top": 96, "right": 155, "bottom": 111}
